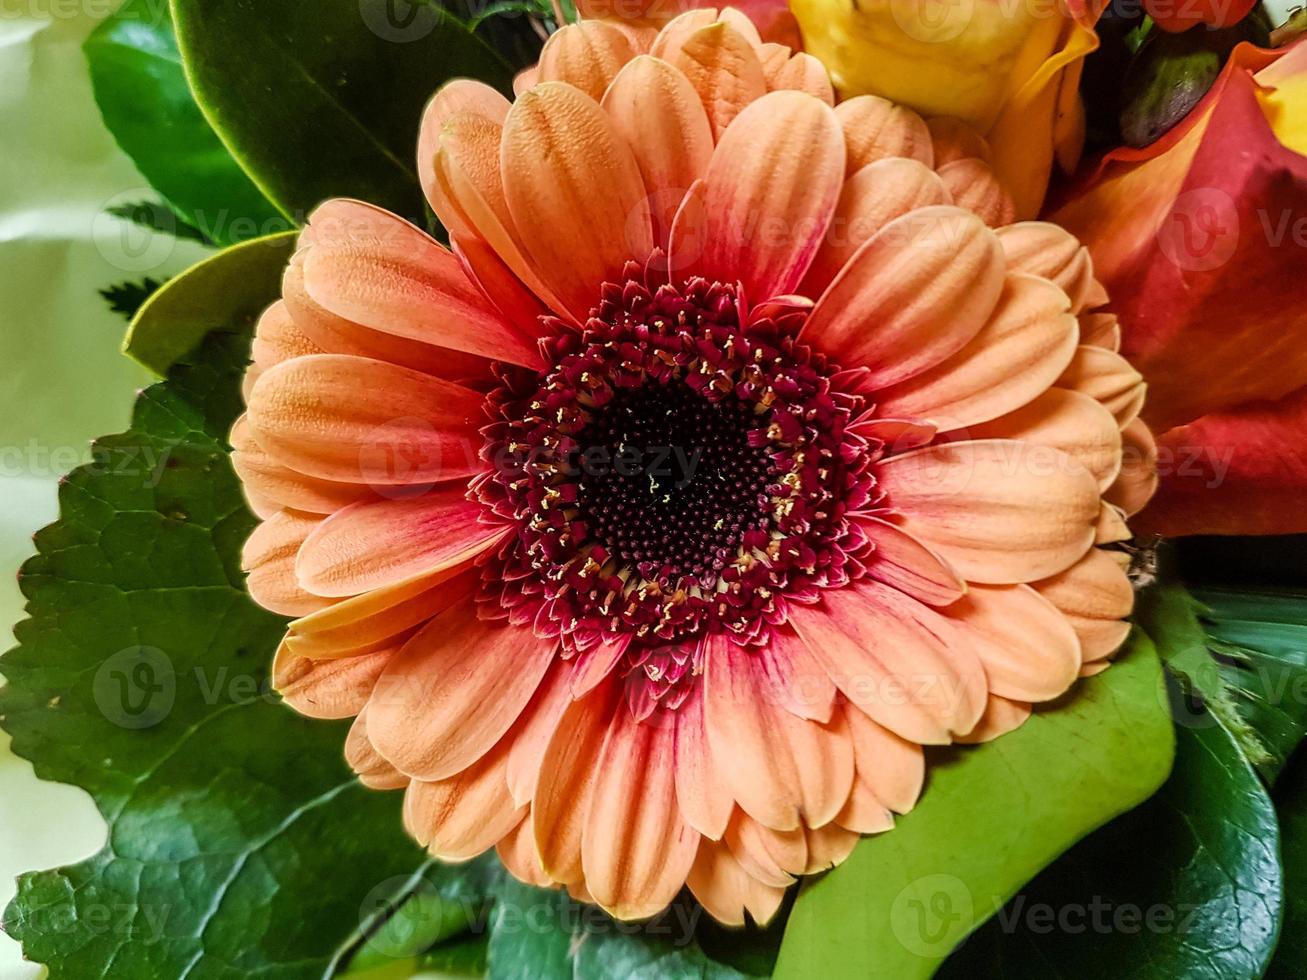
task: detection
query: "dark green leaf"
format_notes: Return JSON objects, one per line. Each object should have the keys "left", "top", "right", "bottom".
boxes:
{"left": 84, "top": 0, "right": 284, "bottom": 245}
{"left": 774, "top": 634, "right": 1175, "bottom": 980}
{"left": 938, "top": 690, "right": 1282, "bottom": 979}
{"left": 99, "top": 277, "right": 165, "bottom": 321}
{"left": 170, "top": 0, "right": 514, "bottom": 227}
{"left": 1268, "top": 745, "right": 1307, "bottom": 979}
{"left": 106, "top": 201, "right": 211, "bottom": 245}
{"left": 123, "top": 231, "right": 296, "bottom": 376}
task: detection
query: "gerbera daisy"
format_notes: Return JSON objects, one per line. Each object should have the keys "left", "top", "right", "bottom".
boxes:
{"left": 234, "top": 8, "right": 1153, "bottom": 924}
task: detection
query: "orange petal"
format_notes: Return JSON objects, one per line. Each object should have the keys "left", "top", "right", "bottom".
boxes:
{"left": 241, "top": 510, "right": 334, "bottom": 616}
{"left": 370, "top": 596, "right": 556, "bottom": 780}
{"left": 876, "top": 439, "right": 1100, "bottom": 583}
{"left": 945, "top": 584, "right": 1080, "bottom": 702}
{"left": 505, "top": 661, "right": 575, "bottom": 807}
{"left": 244, "top": 301, "right": 323, "bottom": 398}
{"left": 956, "top": 694, "right": 1032, "bottom": 744}
{"left": 403, "top": 738, "right": 525, "bottom": 860}
{"left": 273, "top": 639, "right": 393, "bottom": 719}
{"left": 534, "top": 684, "right": 618, "bottom": 884}
{"left": 1080, "top": 311, "right": 1122, "bottom": 351}
{"left": 800, "top": 158, "right": 950, "bottom": 296}
{"left": 697, "top": 90, "right": 843, "bottom": 300}
{"left": 674, "top": 685, "right": 734, "bottom": 840}
{"left": 231, "top": 415, "right": 372, "bottom": 516}
{"left": 417, "top": 79, "right": 511, "bottom": 212}
{"left": 601, "top": 55, "right": 713, "bottom": 248}
{"left": 300, "top": 201, "right": 539, "bottom": 368}
{"left": 767, "top": 51, "right": 834, "bottom": 105}
{"left": 857, "top": 515, "right": 966, "bottom": 607}
{"left": 805, "top": 207, "right": 1005, "bottom": 389}
{"left": 570, "top": 635, "right": 632, "bottom": 699}
{"left": 788, "top": 581, "right": 987, "bottom": 744}
{"left": 537, "top": 21, "right": 637, "bottom": 100}
{"left": 246, "top": 354, "right": 484, "bottom": 487}
{"left": 755, "top": 626, "right": 837, "bottom": 723}
{"left": 875, "top": 273, "right": 1078, "bottom": 429}
{"left": 936, "top": 158, "right": 1016, "bottom": 228}
{"left": 686, "top": 839, "right": 786, "bottom": 927}
{"left": 497, "top": 815, "right": 553, "bottom": 888}
{"left": 839, "top": 703, "right": 924, "bottom": 825}
{"left": 724, "top": 810, "right": 806, "bottom": 884}
{"left": 295, "top": 486, "right": 504, "bottom": 598}
{"left": 996, "top": 221, "right": 1105, "bottom": 314}
{"left": 345, "top": 706, "right": 409, "bottom": 790}
{"left": 582, "top": 706, "right": 700, "bottom": 919}
{"left": 704, "top": 634, "right": 855, "bottom": 830}
{"left": 649, "top": 8, "right": 725, "bottom": 61}
{"left": 501, "top": 82, "right": 653, "bottom": 323}
{"left": 804, "top": 823, "right": 860, "bottom": 874}
{"left": 1057, "top": 345, "right": 1147, "bottom": 427}
{"left": 1033, "top": 548, "right": 1134, "bottom": 664}
{"left": 1107, "top": 416, "right": 1159, "bottom": 517}
{"left": 927, "top": 116, "right": 991, "bottom": 166}
{"left": 835, "top": 95, "right": 933, "bottom": 172}
{"left": 955, "top": 388, "right": 1123, "bottom": 491}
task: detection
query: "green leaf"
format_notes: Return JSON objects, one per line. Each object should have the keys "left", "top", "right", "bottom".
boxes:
{"left": 1268, "top": 746, "right": 1307, "bottom": 979}
{"left": 123, "top": 231, "right": 296, "bottom": 376}
{"left": 107, "top": 201, "right": 211, "bottom": 245}
{"left": 773, "top": 634, "right": 1175, "bottom": 980}
{"left": 937, "top": 693, "right": 1282, "bottom": 979}
{"left": 99, "top": 277, "right": 165, "bottom": 321}
{"left": 84, "top": 0, "right": 284, "bottom": 245}
{"left": 170, "top": 0, "right": 514, "bottom": 227}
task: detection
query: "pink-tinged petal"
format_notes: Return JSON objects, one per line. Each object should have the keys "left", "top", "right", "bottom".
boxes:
{"left": 800, "top": 158, "right": 950, "bottom": 296}
{"left": 273, "top": 639, "right": 393, "bottom": 719}
{"left": 671, "top": 22, "right": 767, "bottom": 139}
{"left": 300, "top": 201, "right": 540, "bottom": 368}
{"left": 686, "top": 840, "right": 786, "bottom": 927}
{"left": 231, "top": 415, "right": 373, "bottom": 516}
{"left": 403, "top": 738, "right": 525, "bottom": 861}
{"left": 537, "top": 21, "right": 637, "bottom": 100}
{"left": 804, "top": 824, "right": 860, "bottom": 873}
{"left": 877, "top": 439, "right": 1100, "bottom": 583}
{"left": 246, "top": 354, "right": 484, "bottom": 487}
{"left": 956, "top": 694, "right": 1032, "bottom": 744}
{"left": 849, "top": 417, "right": 937, "bottom": 455}
{"left": 1051, "top": 55, "right": 1307, "bottom": 432}
{"left": 927, "top": 117, "right": 991, "bottom": 167}
{"left": 697, "top": 90, "right": 843, "bottom": 301}
{"left": 1107, "top": 416, "right": 1160, "bottom": 518}
{"left": 788, "top": 582, "right": 987, "bottom": 744}
{"left": 674, "top": 686, "right": 733, "bottom": 840}
{"left": 602, "top": 56, "right": 713, "bottom": 249}
{"left": 955, "top": 388, "right": 1123, "bottom": 492}
{"left": 449, "top": 233, "right": 550, "bottom": 337}
{"left": 1057, "top": 345, "right": 1146, "bottom": 428}
{"left": 346, "top": 706, "right": 409, "bottom": 790}
{"left": 649, "top": 9, "right": 723, "bottom": 61}
{"left": 296, "top": 486, "right": 504, "bottom": 597}
{"left": 756, "top": 627, "right": 837, "bottom": 723}
{"left": 767, "top": 52, "right": 834, "bottom": 105}
{"left": 582, "top": 706, "right": 700, "bottom": 919}
{"left": 570, "top": 635, "right": 632, "bottom": 699}
{"left": 995, "top": 221, "right": 1105, "bottom": 314}
{"left": 534, "top": 684, "right": 619, "bottom": 884}
{"left": 1139, "top": 385, "right": 1307, "bottom": 536}
{"left": 282, "top": 254, "right": 492, "bottom": 382}
{"left": 497, "top": 816, "right": 552, "bottom": 888}
{"left": 936, "top": 158, "right": 1015, "bottom": 228}
{"left": 513, "top": 66, "right": 537, "bottom": 96}
{"left": 1033, "top": 548, "right": 1134, "bottom": 663}
{"left": 835, "top": 96, "right": 933, "bottom": 172}
{"left": 704, "top": 633, "right": 854, "bottom": 830}
{"left": 875, "top": 273, "right": 1078, "bottom": 430}
{"left": 505, "top": 661, "right": 575, "bottom": 807}
{"left": 1097, "top": 502, "right": 1132, "bottom": 544}
{"left": 1080, "top": 311, "right": 1122, "bottom": 350}
{"left": 857, "top": 515, "right": 966, "bottom": 606}
{"left": 417, "top": 79, "right": 511, "bottom": 211}
{"left": 370, "top": 596, "right": 556, "bottom": 780}
{"left": 840, "top": 704, "right": 924, "bottom": 822}
{"left": 501, "top": 82, "right": 653, "bottom": 323}
{"left": 945, "top": 584, "right": 1080, "bottom": 702}
{"left": 285, "top": 567, "right": 477, "bottom": 660}
{"left": 242, "top": 511, "right": 334, "bottom": 616}
{"left": 805, "top": 207, "right": 1005, "bottom": 389}
{"left": 724, "top": 811, "right": 806, "bottom": 884}
{"left": 666, "top": 177, "right": 706, "bottom": 275}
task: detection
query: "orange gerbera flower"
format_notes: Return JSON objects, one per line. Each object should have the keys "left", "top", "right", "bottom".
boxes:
{"left": 235, "top": 9, "right": 1150, "bottom": 923}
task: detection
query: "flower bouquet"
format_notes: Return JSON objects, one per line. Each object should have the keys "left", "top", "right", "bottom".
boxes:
{"left": 1, "top": 0, "right": 1306, "bottom": 976}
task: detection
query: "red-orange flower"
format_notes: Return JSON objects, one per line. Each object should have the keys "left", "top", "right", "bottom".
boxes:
{"left": 1050, "top": 41, "right": 1307, "bottom": 536}
{"left": 235, "top": 11, "right": 1147, "bottom": 921}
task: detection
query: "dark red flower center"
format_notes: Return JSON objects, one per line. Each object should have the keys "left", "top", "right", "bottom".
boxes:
{"left": 474, "top": 259, "right": 878, "bottom": 655}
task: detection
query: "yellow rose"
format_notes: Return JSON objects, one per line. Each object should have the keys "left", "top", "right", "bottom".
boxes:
{"left": 790, "top": 0, "right": 1101, "bottom": 216}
